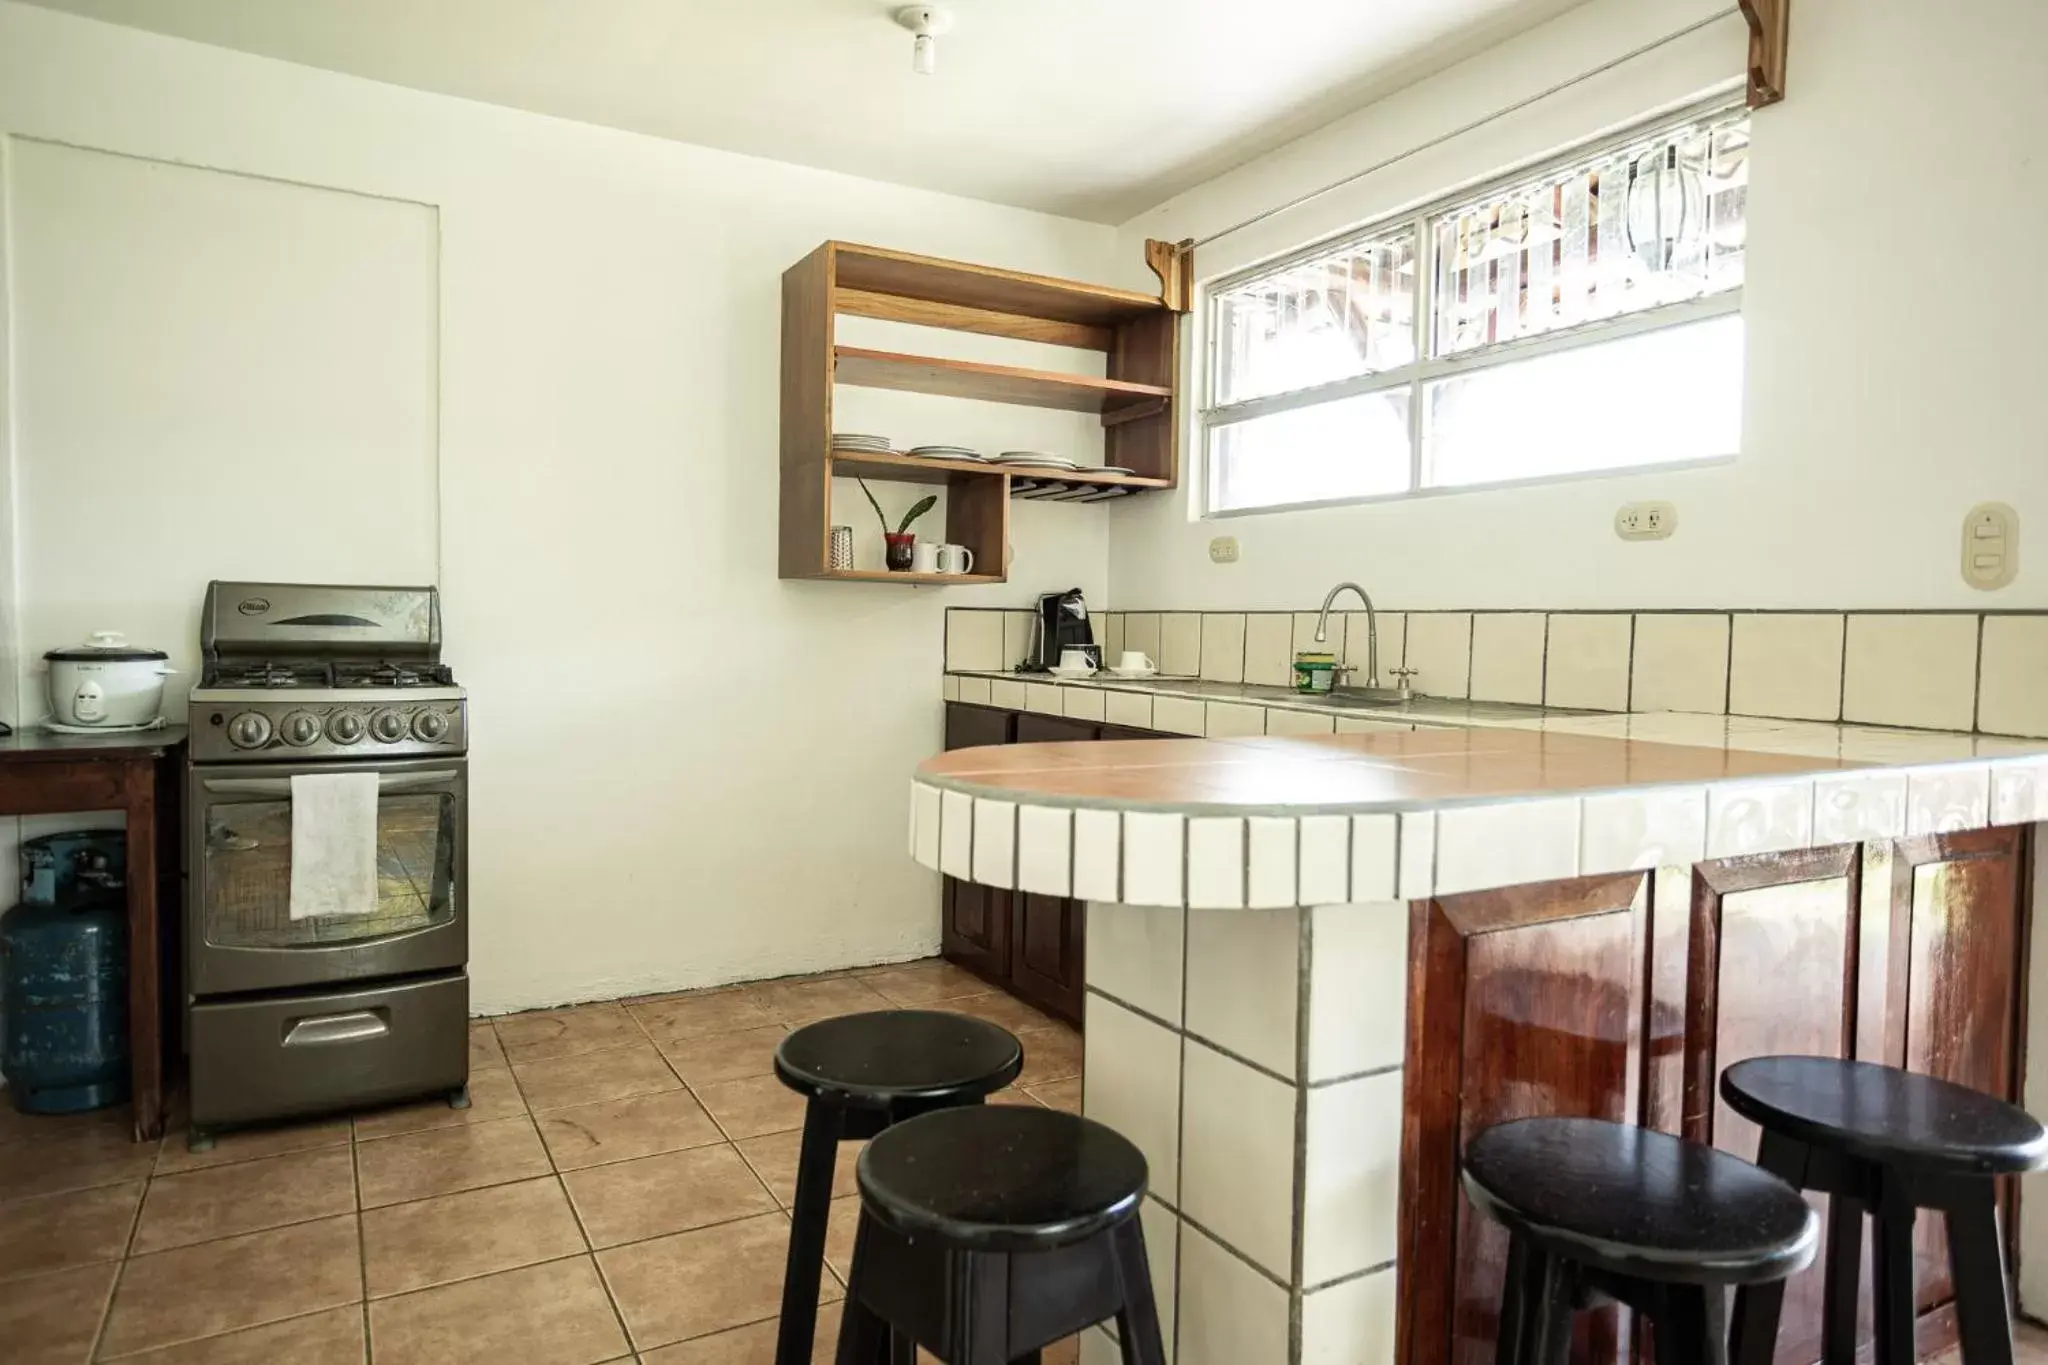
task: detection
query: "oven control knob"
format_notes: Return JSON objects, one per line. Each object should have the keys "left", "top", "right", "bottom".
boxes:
{"left": 280, "top": 711, "right": 322, "bottom": 747}
{"left": 371, "top": 709, "right": 409, "bottom": 743}
{"left": 227, "top": 711, "right": 272, "bottom": 749}
{"left": 412, "top": 710, "right": 450, "bottom": 743}
{"left": 326, "top": 710, "right": 366, "bottom": 745}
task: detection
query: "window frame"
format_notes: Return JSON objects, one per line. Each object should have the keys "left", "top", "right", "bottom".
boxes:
{"left": 1199, "top": 94, "right": 1749, "bottom": 519}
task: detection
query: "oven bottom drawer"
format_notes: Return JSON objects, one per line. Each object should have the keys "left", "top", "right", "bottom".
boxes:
{"left": 189, "top": 972, "right": 468, "bottom": 1130}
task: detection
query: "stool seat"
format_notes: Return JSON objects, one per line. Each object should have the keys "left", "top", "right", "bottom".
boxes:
{"left": 1464, "top": 1117, "right": 1818, "bottom": 1288}
{"left": 1721, "top": 1056, "right": 2048, "bottom": 1179}
{"left": 774, "top": 1009, "right": 1022, "bottom": 1107}
{"left": 858, "top": 1104, "right": 1147, "bottom": 1253}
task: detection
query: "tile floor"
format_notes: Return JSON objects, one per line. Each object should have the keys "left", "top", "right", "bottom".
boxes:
{"left": 0, "top": 957, "right": 1085, "bottom": 1364}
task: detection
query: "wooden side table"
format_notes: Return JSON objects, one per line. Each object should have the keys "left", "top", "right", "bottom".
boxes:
{"left": 0, "top": 726, "right": 186, "bottom": 1141}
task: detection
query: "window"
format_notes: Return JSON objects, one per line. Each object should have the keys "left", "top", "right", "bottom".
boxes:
{"left": 1204, "top": 101, "right": 1749, "bottom": 515}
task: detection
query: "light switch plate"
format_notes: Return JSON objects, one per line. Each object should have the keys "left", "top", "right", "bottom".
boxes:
{"left": 1209, "top": 536, "right": 1240, "bottom": 564}
{"left": 1615, "top": 501, "right": 1676, "bottom": 541}
{"left": 1963, "top": 502, "right": 2019, "bottom": 590}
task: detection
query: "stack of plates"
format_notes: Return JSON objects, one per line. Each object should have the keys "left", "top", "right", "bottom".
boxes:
{"left": 992, "top": 452, "right": 1081, "bottom": 470}
{"left": 832, "top": 433, "right": 894, "bottom": 454}
{"left": 906, "top": 445, "right": 986, "bottom": 462}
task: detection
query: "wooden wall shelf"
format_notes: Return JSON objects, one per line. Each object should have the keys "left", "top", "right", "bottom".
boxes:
{"left": 780, "top": 240, "right": 1187, "bottom": 585}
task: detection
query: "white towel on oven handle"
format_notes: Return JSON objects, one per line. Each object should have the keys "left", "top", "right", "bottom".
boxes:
{"left": 289, "top": 771, "right": 380, "bottom": 920}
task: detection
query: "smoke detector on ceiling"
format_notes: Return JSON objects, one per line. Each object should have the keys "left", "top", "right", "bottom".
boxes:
{"left": 894, "top": 5, "right": 955, "bottom": 76}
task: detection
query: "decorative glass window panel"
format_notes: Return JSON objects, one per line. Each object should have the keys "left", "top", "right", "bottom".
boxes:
{"left": 1211, "top": 228, "right": 1416, "bottom": 407}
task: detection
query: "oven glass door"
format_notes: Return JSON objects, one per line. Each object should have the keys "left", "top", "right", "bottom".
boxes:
{"left": 189, "top": 759, "right": 466, "bottom": 995}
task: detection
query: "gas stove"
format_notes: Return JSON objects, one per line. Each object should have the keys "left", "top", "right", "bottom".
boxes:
{"left": 187, "top": 582, "right": 467, "bottom": 762}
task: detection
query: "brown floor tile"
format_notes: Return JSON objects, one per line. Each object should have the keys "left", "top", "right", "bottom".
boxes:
{"left": 1029, "top": 1077, "right": 1084, "bottom": 1114}
{"left": 734, "top": 1130, "right": 861, "bottom": 1208}
{"left": 693, "top": 1074, "right": 809, "bottom": 1140}
{"left": 154, "top": 1114, "right": 352, "bottom": 1176}
{"left": 132, "top": 1145, "right": 356, "bottom": 1254}
{"left": 989, "top": 1086, "right": 1047, "bottom": 1108}
{"left": 862, "top": 960, "right": 991, "bottom": 1006}
{"left": 534, "top": 1089, "right": 723, "bottom": 1172}
{"left": 364, "top": 1176, "right": 587, "bottom": 1298}
{"left": 640, "top": 1301, "right": 842, "bottom": 1364}
{"left": 513, "top": 1041, "right": 680, "bottom": 1113}
{"left": 1016, "top": 1025, "right": 1085, "bottom": 1088}
{"left": 353, "top": 1065, "right": 527, "bottom": 1141}
{"left": 0, "top": 1103, "right": 134, "bottom": 1147}
{"left": 493, "top": 1003, "right": 645, "bottom": 1063}
{"left": 563, "top": 1145, "right": 775, "bottom": 1249}
{"left": 99, "top": 1213, "right": 362, "bottom": 1357}
{"left": 942, "top": 990, "right": 1059, "bottom": 1034}
{"left": 357, "top": 1116, "right": 552, "bottom": 1209}
{"left": 599, "top": 1210, "right": 836, "bottom": 1351}
{"left": 0, "top": 1261, "right": 117, "bottom": 1365}
{"left": 0, "top": 1123, "right": 160, "bottom": 1203}
{"left": 470, "top": 1021, "right": 508, "bottom": 1071}
{"left": 369, "top": 1254, "right": 627, "bottom": 1365}
{"left": 658, "top": 1024, "right": 788, "bottom": 1086}
{"left": 110, "top": 1304, "right": 366, "bottom": 1364}
{"left": 629, "top": 991, "right": 776, "bottom": 1043}
{"left": 0, "top": 1179, "right": 142, "bottom": 1282}
{"left": 744, "top": 976, "right": 891, "bottom": 1026}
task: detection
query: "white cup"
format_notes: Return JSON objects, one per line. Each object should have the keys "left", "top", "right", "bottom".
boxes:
{"left": 938, "top": 544, "right": 976, "bottom": 575}
{"left": 1117, "top": 651, "right": 1155, "bottom": 674}
{"left": 910, "top": 541, "right": 941, "bottom": 574}
{"left": 1058, "top": 647, "right": 1096, "bottom": 674}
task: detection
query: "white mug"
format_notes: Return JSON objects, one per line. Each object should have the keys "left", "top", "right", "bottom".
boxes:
{"left": 1117, "top": 651, "right": 1155, "bottom": 674}
{"left": 1058, "top": 647, "right": 1097, "bottom": 674}
{"left": 910, "top": 541, "right": 941, "bottom": 574}
{"left": 938, "top": 544, "right": 975, "bottom": 575}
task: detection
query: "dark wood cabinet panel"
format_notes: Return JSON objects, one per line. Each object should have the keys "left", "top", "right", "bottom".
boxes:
{"left": 1014, "top": 712, "right": 1099, "bottom": 744}
{"left": 942, "top": 879, "right": 1012, "bottom": 982}
{"left": 1008, "top": 893, "right": 1085, "bottom": 1022}
{"left": 945, "top": 702, "right": 1015, "bottom": 751}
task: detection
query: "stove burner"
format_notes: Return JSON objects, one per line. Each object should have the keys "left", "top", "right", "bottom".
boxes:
{"left": 332, "top": 662, "right": 455, "bottom": 688}
{"left": 206, "top": 662, "right": 332, "bottom": 689}
{"left": 203, "top": 660, "right": 457, "bottom": 689}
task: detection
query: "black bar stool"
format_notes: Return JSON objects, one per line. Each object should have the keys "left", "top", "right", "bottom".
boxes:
{"left": 834, "top": 1104, "right": 1168, "bottom": 1365}
{"left": 772, "top": 1009, "right": 1024, "bottom": 1365}
{"left": 1464, "top": 1116, "right": 1818, "bottom": 1365}
{"left": 1722, "top": 1056, "right": 2048, "bottom": 1365}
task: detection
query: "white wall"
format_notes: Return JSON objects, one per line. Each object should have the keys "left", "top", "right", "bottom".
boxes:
{"left": 0, "top": 0, "right": 1117, "bottom": 1012}
{"left": 1108, "top": 0, "right": 2048, "bottom": 612}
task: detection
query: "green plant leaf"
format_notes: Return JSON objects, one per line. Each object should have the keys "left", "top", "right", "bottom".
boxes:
{"left": 857, "top": 479, "right": 889, "bottom": 537}
{"left": 896, "top": 494, "right": 937, "bottom": 534}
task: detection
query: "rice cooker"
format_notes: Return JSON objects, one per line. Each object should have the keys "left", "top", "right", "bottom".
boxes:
{"left": 44, "top": 632, "right": 173, "bottom": 728}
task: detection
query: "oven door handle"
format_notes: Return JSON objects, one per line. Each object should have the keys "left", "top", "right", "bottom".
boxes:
{"left": 201, "top": 770, "right": 459, "bottom": 796}
{"left": 282, "top": 1009, "right": 391, "bottom": 1047}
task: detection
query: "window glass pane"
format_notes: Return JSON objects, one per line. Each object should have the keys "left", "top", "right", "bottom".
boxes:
{"left": 1432, "top": 109, "right": 1748, "bottom": 358}
{"left": 1212, "top": 229, "right": 1416, "bottom": 406}
{"left": 1423, "top": 315, "right": 1742, "bottom": 488}
{"left": 1210, "top": 391, "right": 1412, "bottom": 512}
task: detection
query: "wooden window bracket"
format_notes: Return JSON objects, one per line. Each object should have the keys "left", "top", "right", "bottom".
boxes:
{"left": 1145, "top": 238, "right": 1196, "bottom": 313}
{"left": 1738, "top": 0, "right": 1790, "bottom": 108}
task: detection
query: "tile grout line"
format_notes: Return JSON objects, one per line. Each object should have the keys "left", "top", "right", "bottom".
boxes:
{"left": 82, "top": 1168, "right": 149, "bottom": 1363}
{"left": 354, "top": 1123, "right": 372, "bottom": 1365}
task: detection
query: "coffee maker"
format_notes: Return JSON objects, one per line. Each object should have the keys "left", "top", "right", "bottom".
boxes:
{"left": 1023, "top": 589, "right": 1096, "bottom": 672}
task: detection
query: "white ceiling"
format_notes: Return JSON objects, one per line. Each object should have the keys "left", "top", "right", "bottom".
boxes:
{"left": 22, "top": 0, "right": 1593, "bottom": 223}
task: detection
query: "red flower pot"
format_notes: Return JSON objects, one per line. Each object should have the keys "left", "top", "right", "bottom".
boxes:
{"left": 884, "top": 533, "right": 916, "bottom": 571}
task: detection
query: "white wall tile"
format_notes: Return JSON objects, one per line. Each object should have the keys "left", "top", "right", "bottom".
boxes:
{"left": 1081, "top": 1327, "right": 1121, "bottom": 1365}
{"left": 1205, "top": 701, "right": 1266, "bottom": 738}
{"left": 1084, "top": 994, "right": 1183, "bottom": 1203}
{"left": 1404, "top": 613, "right": 1472, "bottom": 699}
{"left": 1981, "top": 616, "right": 2048, "bottom": 738}
{"left": 1200, "top": 614, "right": 1248, "bottom": 683}
{"left": 1308, "top": 903, "right": 1409, "bottom": 1082}
{"left": 1434, "top": 798, "right": 1580, "bottom": 896}
{"left": 911, "top": 783, "right": 942, "bottom": 871}
{"left": 1344, "top": 611, "right": 1405, "bottom": 689}
{"left": 1124, "top": 811, "right": 1186, "bottom": 907}
{"left": 1812, "top": 772, "right": 1908, "bottom": 845}
{"left": 971, "top": 798, "right": 1016, "bottom": 889}
{"left": 1842, "top": 614, "right": 1979, "bottom": 731}
{"left": 1138, "top": 1197, "right": 1179, "bottom": 1364}
{"left": 1266, "top": 707, "right": 1336, "bottom": 737}
{"left": 946, "top": 610, "right": 1005, "bottom": 672}
{"left": 1016, "top": 805, "right": 1072, "bottom": 897}
{"left": 1580, "top": 788, "right": 1707, "bottom": 873}
{"left": 1064, "top": 686, "right": 1107, "bottom": 722}
{"left": 989, "top": 678, "right": 1028, "bottom": 710}
{"left": 1025, "top": 682, "right": 1063, "bottom": 715}
{"left": 1073, "top": 809, "right": 1122, "bottom": 902}
{"left": 939, "top": 789, "right": 973, "bottom": 878}
{"left": 1631, "top": 614, "right": 1731, "bottom": 715}
{"left": 1298, "top": 816, "right": 1351, "bottom": 905}
{"left": 1160, "top": 614, "right": 1201, "bottom": 677}
{"left": 957, "top": 674, "right": 992, "bottom": 706}
{"left": 1154, "top": 696, "right": 1205, "bottom": 736}
{"left": 1544, "top": 614, "right": 1632, "bottom": 711}
{"left": 1247, "top": 817, "right": 1298, "bottom": 909}
{"left": 941, "top": 673, "right": 959, "bottom": 702}
{"left": 1295, "top": 610, "right": 1344, "bottom": 661}
{"left": 1125, "top": 612, "right": 1164, "bottom": 668}
{"left": 1105, "top": 690, "right": 1155, "bottom": 731}
{"left": 1992, "top": 757, "right": 2048, "bottom": 826}
{"left": 1302, "top": 1069, "right": 1403, "bottom": 1284}
{"left": 1302, "top": 1268, "right": 1397, "bottom": 1365}
{"left": 1187, "top": 818, "right": 1246, "bottom": 911}
{"left": 1729, "top": 614, "right": 1845, "bottom": 721}
{"left": 1086, "top": 902, "right": 1185, "bottom": 1025}
{"left": 1180, "top": 1041, "right": 1298, "bottom": 1280}
{"left": 1908, "top": 765, "right": 1991, "bottom": 835}
{"left": 1102, "top": 613, "right": 1127, "bottom": 660}
{"left": 1243, "top": 613, "right": 1295, "bottom": 687}
{"left": 1469, "top": 613, "right": 1546, "bottom": 705}
{"left": 1002, "top": 611, "right": 1034, "bottom": 670}
{"left": 1177, "top": 1222, "right": 1289, "bottom": 1365}
{"left": 1185, "top": 908, "right": 1301, "bottom": 1077}
{"left": 1355, "top": 814, "right": 1400, "bottom": 900}
{"left": 1706, "top": 779, "right": 1815, "bottom": 859}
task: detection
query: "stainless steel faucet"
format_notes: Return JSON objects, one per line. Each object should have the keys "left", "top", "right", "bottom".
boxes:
{"left": 1313, "top": 582, "right": 1378, "bottom": 688}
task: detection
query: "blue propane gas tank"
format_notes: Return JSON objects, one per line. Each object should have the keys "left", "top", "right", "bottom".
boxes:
{"left": 0, "top": 900, "right": 130, "bottom": 1114}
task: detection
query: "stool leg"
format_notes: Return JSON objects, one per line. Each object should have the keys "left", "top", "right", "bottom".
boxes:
{"left": 1870, "top": 1177, "right": 1916, "bottom": 1365}
{"left": 1652, "top": 1285, "right": 1726, "bottom": 1365}
{"left": 1818, "top": 1192, "right": 1864, "bottom": 1365}
{"left": 941, "top": 1249, "right": 1010, "bottom": 1365}
{"left": 778, "top": 1100, "right": 843, "bottom": 1365}
{"left": 1495, "top": 1235, "right": 1531, "bottom": 1365}
{"left": 1730, "top": 1132, "right": 1806, "bottom": 1365}
{"left": 1109, "top": 1219, "right": 1169, "bottom": 1365}
{"left": 1946, "top": 1182, "right": 2015, "bottom": 1365}
{"left": 1524, "top": 1251, "right": 1576, "bottom": 1365}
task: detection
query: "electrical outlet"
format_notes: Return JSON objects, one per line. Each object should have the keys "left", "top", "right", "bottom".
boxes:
{"left": 1615, "top": 501, "right": 1677, "bottom": 541}
{"left": 1209, "top": 536, "right": 1240, "bottom": 564}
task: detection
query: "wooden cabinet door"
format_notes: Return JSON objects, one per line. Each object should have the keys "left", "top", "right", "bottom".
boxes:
{"left": 1100, "top": 723, "right": 1164, "bottom": 741}
{"left": 940, "top": 703, "right": 1016, "bottom": 983}
{"left": 1008, "top": 893, "right": 1084, "bottom": 1024}
{"left": 945, "top": 702, "right": 1015, "bottom": 751}
{"left": 1015, "top": 712, "right": 1099, "bottom": 744}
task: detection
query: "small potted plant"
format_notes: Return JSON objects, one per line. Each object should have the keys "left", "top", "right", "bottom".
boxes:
{"left": 859, "top": 480, "right": 936, "bottom": 571}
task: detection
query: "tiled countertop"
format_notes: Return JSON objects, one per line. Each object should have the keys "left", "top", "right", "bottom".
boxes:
{"left": 917, "top": 670, "right": 2048, "bottom": 908}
